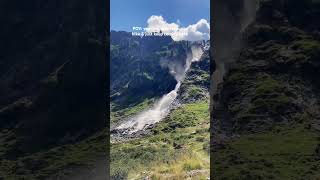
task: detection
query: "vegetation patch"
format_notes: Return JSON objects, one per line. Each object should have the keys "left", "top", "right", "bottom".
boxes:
{"left": 111, "top": 98, "right": 154, "bottom": 123}
{"left": 213, "top": 125, "right": 320, "bottom": 179}
{"left": 111, "top": 101, "right": 210, "bottom": 179}
{"left": 0, "top": 129, "right": 107, "bottom": 179}
{"left": 292, "top": 39, "right": 320, "bottom": 58}
{"left": 249, "top": 74, "right": 293, "bottom": 115}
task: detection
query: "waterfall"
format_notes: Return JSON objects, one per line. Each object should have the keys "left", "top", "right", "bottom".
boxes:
{"left": 212, "top": 0, "right": 259, "bottom": 92}
{"left": 116, "top": 45, "right": 204, "bottom": 134}
{"left": 210, "top": 0, "right": 259, "bottom": 133}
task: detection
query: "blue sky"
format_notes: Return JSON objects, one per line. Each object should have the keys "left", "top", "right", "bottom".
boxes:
{"left": 111, "top": 0, "right": 210, "bottom": 32}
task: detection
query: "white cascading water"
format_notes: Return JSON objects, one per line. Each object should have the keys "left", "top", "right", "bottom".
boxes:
{"left": 116, "top": 45, "right": 204, "bottom": 134}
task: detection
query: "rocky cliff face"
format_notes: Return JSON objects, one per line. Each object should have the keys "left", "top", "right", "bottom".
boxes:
{"left": 110, "top": 31, "right": 180, "bottom": 109}
{"left": 0, "top": 0, "right": 107, "bottom": 177}
{"left": 110, "top": 31, "right": 197, "bottom": 113}
{"left": 212, "top": 0, "right": 320, "bottom": 135}
{"left": 178, "top": 49, "right": 210, "bottom": 104}
{"left": 212, "top": 0, "right": 320, "bottom": 179}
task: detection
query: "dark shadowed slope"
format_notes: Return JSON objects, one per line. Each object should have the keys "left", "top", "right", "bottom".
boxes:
{"left": 212, "top": 0, "right": 320, "bottom": 179}
{"left": 0, "top": 1, "right": 108, "bottom": 179}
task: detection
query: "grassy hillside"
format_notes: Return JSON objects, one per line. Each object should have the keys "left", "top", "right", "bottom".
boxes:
{"left": 111, "top": 101, "right": 210, "bottom": 180}
{"left": 212, "top": 0, "right": 320, "bottom": 179}
{"left": 0, "top": 129, "right": 107, "bottom": 179}
{"left": 213, "top": 124, "right": 320, "bottom": 179}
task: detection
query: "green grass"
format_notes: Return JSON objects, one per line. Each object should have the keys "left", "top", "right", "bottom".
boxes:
{"left": 248, "top": 74, "right": 292, "bottom": 115}
{"left": 0, "top": 129, "right": 107, "bottom": 179}
{"left": 199, "top": 72, "right": 210, "bottom": 82}
{"left": 228, "top": 71, "right": 247, "bottom": 83}
{"left": 254, "top": 74, "right": 283, "bottom": 96}
{"left": 292, "top": 39, "right": 320, "bottom": 58}
{"left": 0, "top": 130, "right": 17, "bottom": 158}
{"left": 189, "top": 86, "right": 203, "bottom": 95}
{"left": 111, "top": 101, "right": 210, "bottom": 179}
{"left": 154, "top": 101, "right": 209, "bottom": 133}
{"left": 251, "top": 94, "right": 291, "bottom": 115}
{"left": 213, "top": 125, "right": 320, "bottom": 179}
{"left": 111, "top": 98, "right": 154, "bottom": 123}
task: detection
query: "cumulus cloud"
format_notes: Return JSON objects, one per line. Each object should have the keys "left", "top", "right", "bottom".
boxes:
{"left": 146, "top": 15, "right": 210, "bottom": 41}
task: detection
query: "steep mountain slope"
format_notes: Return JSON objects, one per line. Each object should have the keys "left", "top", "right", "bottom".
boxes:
{"left": 0, "top": 1, "right": 107, "bottom": 179}
{"left": 178, "top": 50, "right": 210, "bottom": 104}
{"left": 212, "top": 0, "right": 320, "bottom": 179}
{"left": 111, "top": 43, "right": 210, "bottom": 179}
{"left": 110, "top": 31, "right": 177, "bottom": 108}
{"left": 110, "top": 31, "right": 196, "bottom": 126}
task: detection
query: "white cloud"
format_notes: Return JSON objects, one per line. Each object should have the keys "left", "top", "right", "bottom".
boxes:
{"left": 176, "top": 19, "right": 181, "bottom": 25}
{"left": 146, "top": 15, "right": 210, "bottom": 41}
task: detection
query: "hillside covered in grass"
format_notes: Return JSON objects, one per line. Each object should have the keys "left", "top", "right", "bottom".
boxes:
{"left": 111, "top": 101, "right": 210, "bottom": 179}
{"left": 212, "top": 0, "right": 320, "bottom": 179}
